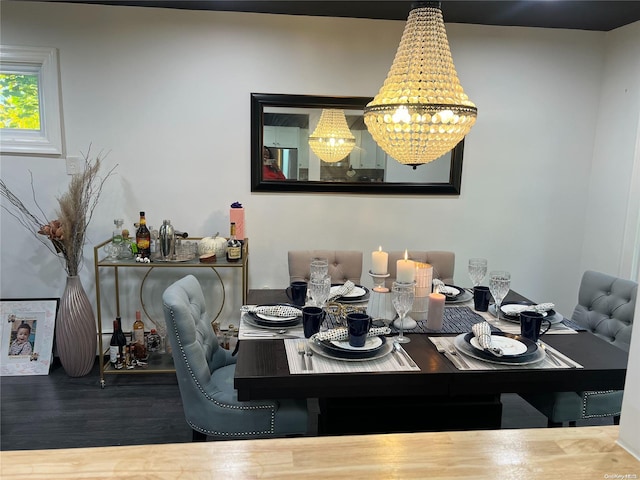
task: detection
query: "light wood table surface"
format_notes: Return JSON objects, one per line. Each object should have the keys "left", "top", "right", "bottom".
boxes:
{"left": 1, "top": 425, "right": 638, "bottom": 479}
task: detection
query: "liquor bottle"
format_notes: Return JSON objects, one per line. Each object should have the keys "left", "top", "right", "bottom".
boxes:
{"left": 109, "top": 319, "right": 127, "bottom": 366}
{"left": 226, "top": 222, "right": 242, "bottom": 263}
{"left": 133, "top": 310, "right": 145, "bottom": 345}
{"left": 136, "top": 211, "right": 151, "bottom": 258}
{"left": 146, "top": 328, "right": 161, "bottom": 353}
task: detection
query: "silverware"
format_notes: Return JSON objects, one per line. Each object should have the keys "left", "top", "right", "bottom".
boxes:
{"left": 539, "top": 343, "right": 574, "bottom": 368}
{"left": 394, "top": 342, "right": 417, "bottom": 368}
{"left": 447, "top": 344, "right": 470, "bottom": 369}
{"left": 305, "top": 344, "right": 313, "bottom": 371}
{"left": 297, "top": 342, "right": 307, "bottom": 370}
{"left": 432, "top": 339, "right": 462, "bottom": 369}
{"left": 393, "top": 342, "right": 406, "bottom": 366}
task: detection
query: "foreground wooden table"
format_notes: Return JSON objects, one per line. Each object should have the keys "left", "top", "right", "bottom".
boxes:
{"left": 2, "top": 426, "right": 637, "bottom": 479}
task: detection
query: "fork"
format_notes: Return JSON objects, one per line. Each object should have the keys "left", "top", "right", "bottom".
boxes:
{"left": 432, "top": 339, "right": 462, "bottom": 369}
{"left": 305, "top": 344, "right": 313, "bottom": 371}
{"left": 297, "top": 342, "right": 307, "bottom": 370}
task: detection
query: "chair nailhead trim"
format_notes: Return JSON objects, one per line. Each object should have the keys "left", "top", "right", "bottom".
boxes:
{"left": 581, "top": 390, "right": 621, "bottom": 419}
{"left": 164, "top": 302, "right": 276, "bottom": 436}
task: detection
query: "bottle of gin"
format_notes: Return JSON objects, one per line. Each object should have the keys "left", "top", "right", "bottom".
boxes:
{"left": 226, "top": 222, "right": 242, "bottom": 263}
{"left": 135, "top": 211, "right": 151, "bottom": 258}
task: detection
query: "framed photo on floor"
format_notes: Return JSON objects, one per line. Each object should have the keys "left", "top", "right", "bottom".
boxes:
{"left": 0, "top": 298, "right": 59, "bottom": 376}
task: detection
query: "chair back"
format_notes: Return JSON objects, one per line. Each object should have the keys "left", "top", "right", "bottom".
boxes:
{"left": 385, "top": 251, "right": 455, "bottom": 288}
{"left": 162, "top": 275, "right": 232, "bottom": 387}
{"left": 288, "top": 250, "right": 363, "bottom": 284}
{"left": 572, "top": 270, "right": 637, "bottom": 351}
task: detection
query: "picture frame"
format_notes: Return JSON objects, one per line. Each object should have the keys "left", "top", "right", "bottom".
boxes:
{"left": 1, "top": 298, "right": 59, "bottom": 376}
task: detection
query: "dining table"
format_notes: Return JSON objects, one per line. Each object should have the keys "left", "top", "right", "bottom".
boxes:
{"left": 234, "top": 288, "right": 629, "bottom": 435}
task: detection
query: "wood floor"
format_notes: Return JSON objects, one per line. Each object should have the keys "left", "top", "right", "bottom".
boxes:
{"left": 0, "top": 358, "right": 612, "bottom": 451}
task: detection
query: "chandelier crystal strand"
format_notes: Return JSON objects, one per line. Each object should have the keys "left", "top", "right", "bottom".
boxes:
{"left": 364, "top": 2, "right": 477, "bottom": 168}
{"left": 308, "top": 109, "right": 356, "bottom": 163}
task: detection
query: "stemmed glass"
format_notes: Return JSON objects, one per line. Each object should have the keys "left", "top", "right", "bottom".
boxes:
{"left": 468, "top": 258, "right": 488, "bottom": 287}
{"left": 309, "top": 274, "right": 331, "bottom": 308}
{"left": 489, "top": 271, "right": 511, "bottom": 321}
{"left": 391, "top": 281, "right": 415, "bottom": 344}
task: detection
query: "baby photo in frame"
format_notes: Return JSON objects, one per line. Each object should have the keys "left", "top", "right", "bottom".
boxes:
{"left": 1, "top": 298, "right": 58, "bottom": 376}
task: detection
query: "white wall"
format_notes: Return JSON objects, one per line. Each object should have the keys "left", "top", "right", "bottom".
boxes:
{"left": 0, "top": 2, "right": 637, "bottom": 325}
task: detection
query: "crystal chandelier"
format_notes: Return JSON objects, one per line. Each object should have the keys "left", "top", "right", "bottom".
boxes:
{"left": 364, "top": 1, "right": 477, "bottom": 169}
{"left": 308, "top": 109, "right": 356, "bottom": 163}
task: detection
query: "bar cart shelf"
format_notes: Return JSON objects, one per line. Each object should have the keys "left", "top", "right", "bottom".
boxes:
{"left": 93, "top": 238, "right": 248, "bottom": 387}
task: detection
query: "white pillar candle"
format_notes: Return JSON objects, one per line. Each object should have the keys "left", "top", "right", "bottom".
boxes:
{"left": 396, "top": 250, "right": 415, "bottom": 283}
{"left": 426, "top": 292, "right": 446, "bottom": 330}
{"left": 371, "top": 246, "right": 389, "bottom": 274}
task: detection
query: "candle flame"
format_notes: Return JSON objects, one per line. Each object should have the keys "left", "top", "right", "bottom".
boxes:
{"left": 404, "top": 249, "right": 408, "bottom": 261}
{"left": 378, "top": 246, "right": 382, "bottom": 252}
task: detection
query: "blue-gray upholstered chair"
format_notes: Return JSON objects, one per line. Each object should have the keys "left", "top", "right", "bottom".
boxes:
{"left": 162, "top": 275, "right": 308, "bottom": 440}
{"left": 520, "top": 270, "right": 637, "bottom": 427}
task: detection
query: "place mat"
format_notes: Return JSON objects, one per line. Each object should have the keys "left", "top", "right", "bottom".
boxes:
{"left": 239, "top": 313, "right": 305, "bottom": 340}
{"left": 388, "top": 306, "right": 501, "bottom": 335}
{"left": 431, "top": 336, "right": 584, "bottom": 370}
{"left": 284, "top": 339, "right": 420, "bottom": 374}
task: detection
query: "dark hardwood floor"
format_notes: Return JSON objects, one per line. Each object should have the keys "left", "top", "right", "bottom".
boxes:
{"left": 0, "top": 357, "right": 612, "bottom": 451}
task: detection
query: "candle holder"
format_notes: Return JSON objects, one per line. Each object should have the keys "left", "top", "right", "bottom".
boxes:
{"left": 368, "top": 270, "right": 390, "bottom": 293}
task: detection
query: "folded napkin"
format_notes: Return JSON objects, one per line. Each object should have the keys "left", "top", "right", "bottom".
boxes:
{"left": 472, "top": 322, "right": 503, "bottom": 357}
{"left": 241, "top": 305, "right": 302, "bottom": 317}
{"left": 505, "top": 303, "right": 555, "bottom": 315}
{"left": 327, "top": 280, "right": 356, "bottom": 301}
{"left": 314, "top": 326, "right": 391, "bottom": 342}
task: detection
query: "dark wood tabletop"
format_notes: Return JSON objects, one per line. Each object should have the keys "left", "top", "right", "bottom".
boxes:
{"left": 234, "top": 289, "right": 629, "bottom": 402}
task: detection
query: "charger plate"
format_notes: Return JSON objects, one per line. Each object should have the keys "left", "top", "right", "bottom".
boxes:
{"left": 310, "top": 334, "right": 391, "bottom": 361}
{"left": 454, "top": 333, "right": 545, "bottom": 366}
{"left": 244, "top": 314, "right": 301, "bottom": 330}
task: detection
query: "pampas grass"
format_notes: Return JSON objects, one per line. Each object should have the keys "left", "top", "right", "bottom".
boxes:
{"left": 1, "top": 146, "right": 117, "bottom": 276}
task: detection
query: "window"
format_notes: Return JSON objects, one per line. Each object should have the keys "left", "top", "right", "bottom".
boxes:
{"left": 0, "top": 46, "right": 63, "bottom": 155}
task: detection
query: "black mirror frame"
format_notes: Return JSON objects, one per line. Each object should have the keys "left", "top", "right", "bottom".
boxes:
{"left": 250, "top": 93, "right": 464, "bottom": 195}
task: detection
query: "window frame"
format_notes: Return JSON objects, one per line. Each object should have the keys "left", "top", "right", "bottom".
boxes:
{"left": 0, "top": 45, "right": 64, "bottom": 156}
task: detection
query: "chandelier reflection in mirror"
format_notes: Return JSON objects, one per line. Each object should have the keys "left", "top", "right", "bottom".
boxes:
{"left": 308, "top": 109, "right": 356, "bottom": 163}
{"left": 364, "top": 1, "right": 477, "bottom": 169}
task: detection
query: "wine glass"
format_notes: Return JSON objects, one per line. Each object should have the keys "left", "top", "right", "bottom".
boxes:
{"left": 309, "top": 274, "right": 331, "bottom": 308}
{"left": 489, "top": 271, "right": 511, "bottom": 321}
{"left": 468, "top": 258, "right": 488, "bottom": 287}
{"left": 310, "top": 257, "right": 329, "bottom": 281}
{"left": 391, "top": 281, "right": 415, "bottom": 344}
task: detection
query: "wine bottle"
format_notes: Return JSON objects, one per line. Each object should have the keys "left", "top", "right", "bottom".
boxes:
{"left": 133, "top": 310, "right": 145, "bottom": 345}
{"left": 110, "top": 318, "right": 127, "bottom": 367}
{"left": 136, "top": 211, "right": 151, "bottom": 258}
{"left": 226, "top": 222, "right": 242, "bottom": 263}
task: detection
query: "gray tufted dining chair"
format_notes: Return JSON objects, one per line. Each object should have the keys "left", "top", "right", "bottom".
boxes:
{"left": 520, "top": 270, "right": 637, "bottom": 427}
{"left": 288, "top": 250, "right": 363, "bottom": 284}
{"left": 162, "top": 275, "right": 309, "bottom": 440}
{"left": 384, "top": 251, "right": 455, "bottom": 288}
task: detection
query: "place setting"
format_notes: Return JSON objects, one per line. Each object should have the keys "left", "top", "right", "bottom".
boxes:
{"left": 239, "top": 304, "right": 305, "bottom": 339}
{"left": 430, "top": 320, "right": 583, "bottom": 370}
{"left": 285, "top": 308, "right": 419, "bottom": 374}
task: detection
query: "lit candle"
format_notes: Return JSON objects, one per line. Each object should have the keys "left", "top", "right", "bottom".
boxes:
{"left": 371, "top": 246, "right": 389, "bottom": 275}
{"left": 426, "top": 292, "right": 446, "bottom": 330}
{"left": 396, "top": 250, "right": 415, "bottom": 283}
{"left": 414, "top": 262, "right": 433, "bottom": 296}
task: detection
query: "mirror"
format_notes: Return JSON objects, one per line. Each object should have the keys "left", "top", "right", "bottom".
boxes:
{"left": 251, "top": 93, "right": 465, "bottom": 195}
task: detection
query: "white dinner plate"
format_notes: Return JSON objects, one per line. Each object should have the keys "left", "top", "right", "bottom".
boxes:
{"left": 445, "top": 289, "right": 473, "bottom": 304}
{"left": 489, "top": 304, "right": 564, "bottom": 325}
{"left": 469, "top": 335, "right": 527, "bottom": 355}
{"left": 330, "top": 336, "right": 383, "bottom": 351}
{"left": 309, "top": 337, "right": 393, "bottom": 362}
{"left": 256, "top": 312, "right": 298, "bottom": 322}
